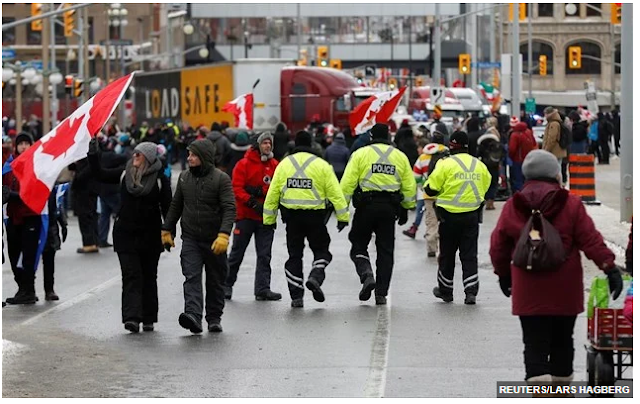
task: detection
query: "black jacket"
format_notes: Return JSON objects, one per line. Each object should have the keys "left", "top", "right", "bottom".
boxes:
{"left": 163, "top": 139, "right": 236, "bottom": 242}
{"left": 88, "top": 150, "right": 172, "bottom": 253}
{"left": 69, "top": 158, "right": 99, "bottom": 194}
{"left": 97, "top": 150, "right": 127, "bottom": 197}
{"left": 44, "top": 189, "right": 68, "bottom": 252}
{"left": 206, "top": 131, "right": 233, "bottom": 171}
{"left": 273, "top": 126, "right": 290, "bottom": 161}
{"left": 571, "top": 121, "right": 589, "bottom": 143}
{"left": 394, "top": 125, "right": 419, "bottom": 166}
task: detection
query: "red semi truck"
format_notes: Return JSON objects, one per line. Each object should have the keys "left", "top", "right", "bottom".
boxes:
{"left": 133, "top": 59, "right": 377, "bottom": 134}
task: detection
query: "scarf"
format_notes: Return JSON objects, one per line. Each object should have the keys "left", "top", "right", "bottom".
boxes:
{"left": 124, "top": 158, "right": 162, "bottom": 197}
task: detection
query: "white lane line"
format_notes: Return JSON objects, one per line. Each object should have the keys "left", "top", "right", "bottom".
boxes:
{"left": 364, "top": 296, "right": 391, "bottom": 398}
{"left": 15, "top": 275, "right": 120, "bottom": 329}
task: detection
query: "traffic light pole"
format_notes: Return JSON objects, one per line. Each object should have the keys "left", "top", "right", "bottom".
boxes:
{"left": 51, "top": 8, "right": 59, "bottom": 126}
{"left": 620, "top": 3, "right": 632, "bottom": 222}
{"left": 42, "top": 7, "right": 51, "bottom": 134}
{"left": 2, "top": 3, "right": 92, "bottom": 31}
{"left": 511, "top": 3, "right": 520, "bottom": 116}
{"left": 527, "top": 3, "right": 532, "bottom": 99}
{"left": 434, "top": 4, "right": 441, "bottom": 87}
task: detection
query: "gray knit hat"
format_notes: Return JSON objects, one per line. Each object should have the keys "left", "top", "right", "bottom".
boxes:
{"left": 133, "top": 142, "right": 158, "bottom": 164}
{"left": 257, "top": 131, "right": 274, "bottom": 145}
{"left": 522, "top": 149, "right": 560, "bottom": 180}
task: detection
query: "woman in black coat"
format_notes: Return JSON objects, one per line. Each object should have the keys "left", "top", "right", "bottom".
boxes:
{"left": 88, "top": 140, "right": 172, "bottom": 333}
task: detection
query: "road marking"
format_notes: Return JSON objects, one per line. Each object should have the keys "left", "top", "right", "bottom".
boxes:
{"left": 15, "top": 275, "right": 120, "bottom": 329}
{"left": 364, "top": 296, "right": 391, "bottom": 398}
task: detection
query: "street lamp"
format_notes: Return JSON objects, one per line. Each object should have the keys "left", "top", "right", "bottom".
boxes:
{"left": 183, "top": 20, "right": 215, "bottom": 63}
{"left": 108, "top": 3, "right": 128, "bottom": 126}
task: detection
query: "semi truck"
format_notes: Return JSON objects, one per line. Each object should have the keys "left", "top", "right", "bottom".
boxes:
{"left": 133, "top": 58, "right": 377, "bottom": 134}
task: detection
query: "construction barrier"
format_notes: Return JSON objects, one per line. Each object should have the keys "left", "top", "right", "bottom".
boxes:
{"left": 569, "top": 154, "right": 601, "bottom": 205}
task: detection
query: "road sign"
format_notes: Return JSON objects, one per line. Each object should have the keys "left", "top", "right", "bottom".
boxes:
{"left": 2, "top": 49, "right": 16, "bottom": 60}
{"left": 99, "top": 39, "right": 134, "bottom": 46}
{"left": 525, "top": 98, "right": 536, "bottom": 114}
{"left": 29, "top": 60, "right": 43, "bottom": 70}
{"left": 472, "top": 61, "right": 501, "bottom": 69}
{"left": 364, "top": 65, "right": 376, "bottom": 77}
{"left": 430, "top": 87, "right": 445, "bottom": 105}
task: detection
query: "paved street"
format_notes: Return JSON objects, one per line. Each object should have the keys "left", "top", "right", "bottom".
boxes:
{"left": 2, "top": 164, "right": 628, "bottom": 398}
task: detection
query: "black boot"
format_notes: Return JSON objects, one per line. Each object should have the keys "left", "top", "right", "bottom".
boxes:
{"left": 359, "top": 276, "right": 376, "bottom": 301}
{"left": 433, "top": 286, "right": 453, "bottom": 303}
{"left": 222, "top": 285, "right": 232, "bottom": 300}
{"left": 305, "top": 278, "right": 325, "bottom": 302}
{"left": 255, "top": 290, "right": 282, "bottom": 301}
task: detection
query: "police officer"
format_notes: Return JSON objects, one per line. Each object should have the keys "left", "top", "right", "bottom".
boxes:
{"left": 341, "top": 123, "right": 416, "bottom": 305}
{"left": 425, "top": 131, "right": 491, "bottom": 305}
{"left": 263, "top": 131, "right": 349, "bottom": 308}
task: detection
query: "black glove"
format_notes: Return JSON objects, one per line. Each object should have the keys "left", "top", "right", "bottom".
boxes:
{"left": 499, "top": 277, "right": 512, "bottom": 298}
{"left": 247, "top": 198, "right": 264, "bottom": 215}
{"left": 245, "top": 185, "right": 264, "bottom": 198}
{"left": 337, "top": 221, "right": 348, "bottom": 233}
{"left": 264, "top": 223, "right": 276, "bottom": 231}
{"left": 606, "top": 266, "right": 624, "bottom": 300}
{"left": 88, "top": 138, "right": 99, "bottom": 155}
{"left": 397, "top": 208, "right": 408, "bottom": 226}
{"left": 60, "top": 224, "right": 68, "bottom": 243}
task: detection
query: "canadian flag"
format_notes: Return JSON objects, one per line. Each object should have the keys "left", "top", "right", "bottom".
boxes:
{"left": 222, "top": 93, "right": 253, "bottom": 129}
{"left": 11, "top": 73, "right": 134, "bottom": 214}
{"left": 349, "top": 86, "right": 407, "bottom": 135}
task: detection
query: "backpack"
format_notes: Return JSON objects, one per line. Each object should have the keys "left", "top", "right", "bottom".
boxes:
{"left": 559, "top": 121, "right": 571, "bottom": 149}
{"left": 512, "top": 198, "right": 566, "bottom": 272}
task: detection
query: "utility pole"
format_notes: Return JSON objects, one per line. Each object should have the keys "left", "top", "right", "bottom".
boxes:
{"left": 42, "top": 5, "right": 51, "bottom": 134}
{"left": 105, "top": 4, "right": 111, "bottom": 83}
{"left": 50, "top": 9, "right": 58, "bottom": 127}
{"left": 408, "top": 17, "right": 413, "bottom": 98}
{"left": 511, "top": 3, "right": 520, "bottom": 116}
{"left": 610, "top": 21, "right": 616, "bottom": 109}
{"left": 620, "top": 3, "right": 632, "bottom": 222}
{"left": 490, "top": 3, "right": 496, "bottom": 63}
{"left": 78, "top": 7, "right": 85, "bottom": 101}
{"left": 296, "top": 3, "right": 301, "bottom": 59}
{"left": 15, "top": 65, "right": 22, "bottom": 132}
{"left": 434, "top": 4, "right": 441, "bottom": 87}
{"left": 470, "top": 3, "right": 477, "bottom": 88}
{"left": 82, "top": 7, "right": 89, "bottom": 103}
{"left": 528, "top": 3, "right": 532, "bottom": 99}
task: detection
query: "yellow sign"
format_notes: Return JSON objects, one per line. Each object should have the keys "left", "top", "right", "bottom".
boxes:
{"left": 180, "top": 65, "right": 234, "bottom": 127}
{"left": 255, "top": 102, "right": 266, "bottom": 108}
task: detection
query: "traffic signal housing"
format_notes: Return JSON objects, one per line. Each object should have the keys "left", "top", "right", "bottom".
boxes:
{"left": 31, "top": 3, "right": 43, "bottom": 31}
{"left": 458, "top": 53, "right": 471, "bottom": 75}
{"left": 74, "top": 78, "right": 83, "bottom": 98}
{"left": 415, "top": 77, "right": 424, "bottom": 87}
{"left": 317, "top": 46, "right": 329, "bottom": 67}
{"left": 611, "top": 3, "right": 622, "bottom": 24}
{"left": 508, "top": 3, "right": 527, "bottom": 21}
{"left": 388, "top": 78, "right": 397, "bottom": 90}
{"left": 65, "top": 75, "right": 74, "bottom": 95}
{"left": 63, "top": 6, "right": 75, "bottom": 37}
{"left": 539, "top": 55, "right": 547, "bottom": 76}
{"left": 568, "top": 46, "right": 582, "bottom": 69}
{"left": 298, "top": 49, "right": 308, "bottom": 66}
{"left": 330, "top": 59, "right": 342, "bottom": 70}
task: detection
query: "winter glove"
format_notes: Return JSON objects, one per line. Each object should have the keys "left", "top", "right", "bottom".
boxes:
{"left": 88, "top": 138, "right": 100, "bottom": 155}
{"left": 397, "top": 208, "right": 408, "bottom": 226}
{"left": 606, "top": 266, "right": 624, "bottom": 300}
{"left": 161, "top": 230, "right": 175, "bottom": 252}
{"left": 337, "top": 221, "right": 348, "bottom": 233}
{"left": 211, "top": 233, "right": 230, "bottom": 255}
{"left": 245, "top": 185, "right": 264, "bottom": 198}
{"left": 264, "top": 223, "right": 277, "bottom": 231}
{"left": 499, "top": 276, "right": 512, "bottom": 298}
{"left": 60, "top": 224, "right": 68, "bottom": 243}
{"left": 247, "top": 198, "right": 264, "bottom": 215}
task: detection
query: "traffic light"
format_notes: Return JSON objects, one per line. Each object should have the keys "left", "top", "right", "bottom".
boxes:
{"left": 539, "top": 55, "right": 547, "bottom": 76}
{"left": 63, "top": 6, "right": 75, "bottom": 37}
{"left": 458, "top": 53, "right": 471, "bottom": 75}
{"left": 415, "top": 77, "right": 424, "bottom": 87}
{"left": 31, "top": 3, "right": 43, "bottom": 31}
{"left": 65, "top": 75, "right": 74, "bottom": 95}
{"left": 74, "top": 78, "right": 83, "bottom": 98}
{"left": 330, "top": 59, "right": 342, "bottom": 70}
{"left": 568, "top": 46, "right": 582, "bottom": 69}
{"left": 508, "top": 3, "right": 527, "bottom": 21}
{"left": 388, "top": 78, "right": 397, "bottom": 90}
{"left": 317, "top": 46, "right": 329, "bottom": 67}
{"left": 298, "top": 49, "right": 307, "bottom": 66}
{"left": 611, "top": 3, "right": 622, "bottom": 24}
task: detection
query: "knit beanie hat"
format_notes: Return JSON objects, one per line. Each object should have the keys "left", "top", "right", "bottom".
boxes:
{"left": 522, "top": 149, "right": 560, "bottom": 180}
{"left": 295, "top": 130, "right": 313, "bottom": 147}
{"left": 509, "top": 116, "right": 520, "bottom": 127}
{"left": 257, "top": 131, "right": 274, "bottom": 145}
{"left": 371, "top": 123, "right": 389, "bottom": 140}
{"left": 449, "top": 131, "right": 469, "bottom": 150}
{"left": 134, "top": 142, "right": 158, "bottom": 164}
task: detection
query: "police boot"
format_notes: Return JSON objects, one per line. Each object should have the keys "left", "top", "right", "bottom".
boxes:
{"left": 305, "top": 278, "right": 325, "bottom": 302}
{"left": 433, "top": 287, "right": 453, "bottom": 303}
{"left": 402, "top": 225, "right": 418, "bottom": 239}
{"left": 359, "top": 276, "right": 376, "bottom": 301}
{"left": 223, "top": 285, "right": 232, "bottom": 300}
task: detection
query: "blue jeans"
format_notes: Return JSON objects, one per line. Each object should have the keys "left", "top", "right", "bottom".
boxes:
{"left": 413, "top": 198, "right": 425, "bottom": 227}
{"left": 510, "top": 162, "right": 524, "bottom": 193}
{"left": 99, "top": 193, "right": 121, "bottom": 244}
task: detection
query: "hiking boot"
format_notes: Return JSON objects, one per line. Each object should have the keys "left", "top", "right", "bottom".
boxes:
{"left": 124, "top": 321, "right": 140, "bottom": 333}
{"left": 255, "top": 290, "right": 282, "bottom": 301}
{"left": 77, "top": 245, "right": 99, "bottom": 254}
{"left": 223, "top": 285, "right": 232, "bottom": 300}
{"left": 142, "top": 323, "right": 154, "bottom": 332}
{"left": 291, "top": 298, "right": 304, "bottom": 308}
{"left": 427, "top": 252, "right": 437, "bottom": 258}
{"left": 402, "top": 225, "right": 418, "bottom": 239}
{"left": 208, "top": 322, "right": 223, "bottom": 333}
{"left": 375, "top": 295, "right": 387, "bottom": 305}
{"left": 6, "top": 293, "right": 37, "bottom": 305}
{"left": 432, "top": 287, "right": 453, "bottom": 303}
{"left": 178, "top": 313, "right": 203, "bottom": 334}
{"left": 98, "top": 241, "right": 113, "bottom": 248}
{"left": 305, "top": 278, "right": 325, "bottom": 302}
{"left": 359, "top": 276, "right": 376, "bottom": 301}
{"left": 45, "top": 291, "right": 59, "bottom": 301}
{"left": 464, "top": 294, "right": 477, "bottom": 305}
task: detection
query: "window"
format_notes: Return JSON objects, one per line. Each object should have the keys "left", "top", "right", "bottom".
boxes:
{"left": 88, "top": 17, "right": 94, "bottom": 44}
{"left": 2, "top": 18, "right": 15, "bottom": 45}
{"left": 586, "top": 3, "right": 602, "bottom": 16}
{"left": 538, "top": 4, "right": 554, "bottom": 17}
{"left": 520, "top": 41, "right": 554, "bottom": 75}
{"left": 565, "top": 42, "right": 601, "bottom": 75}
{"left": 54, "top": 17, "right": 65, "bottom": 44}
{"left": 615, "top": 43, "right": 621, "bottom": 74}
{"left": 27, "top": 21, "right": 42, "bottom": 45}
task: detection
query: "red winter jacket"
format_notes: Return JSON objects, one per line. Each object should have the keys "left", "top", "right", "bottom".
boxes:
{"left": 3, "top": 159, "right": 39, "bottom": 225}
{"left": 490, "top": 180, "right": 615, "bottom": 316}
{"left": 231, "top": 148, "right": 278, "bottom": 222}
{"left": 508, "top": 122, "right": 537, "bottom": 163}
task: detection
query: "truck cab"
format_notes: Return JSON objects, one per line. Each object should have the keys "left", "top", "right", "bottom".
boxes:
{"left": 280, "top": 66, "right": 376, "bottom": 134}
{"left": 408, "top": 86, "right": 463, "bottom": 117}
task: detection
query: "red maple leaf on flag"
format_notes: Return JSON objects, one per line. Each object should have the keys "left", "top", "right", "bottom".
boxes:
{"left": 41, "top": 114, "right": 85, "bottom": 159}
